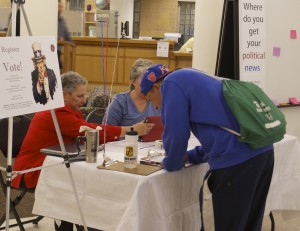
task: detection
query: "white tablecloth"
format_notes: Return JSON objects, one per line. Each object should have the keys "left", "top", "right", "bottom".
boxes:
{"left": 265, "top": 134, "right": 300, "bottom": 215}
{"left": 33, "top": 135, "right": 300, "bottom": 230}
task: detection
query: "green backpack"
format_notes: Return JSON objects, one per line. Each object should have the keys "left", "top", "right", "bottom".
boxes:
{"left": 222, "top": 79, "right": 287, "bottom": 149}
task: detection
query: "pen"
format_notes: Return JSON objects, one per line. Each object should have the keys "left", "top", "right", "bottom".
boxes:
{"left": 140, "top": 160, "right": 162, "bottom": 167}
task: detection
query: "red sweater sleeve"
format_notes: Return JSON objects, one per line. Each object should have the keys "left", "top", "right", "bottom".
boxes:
{"left": 54, "top": 106, "right": 121, "bottom": 143}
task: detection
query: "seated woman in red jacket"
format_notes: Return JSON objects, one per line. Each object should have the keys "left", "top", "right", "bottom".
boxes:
{"left": 12, "top": 71, "right": 153, "bottom": 189}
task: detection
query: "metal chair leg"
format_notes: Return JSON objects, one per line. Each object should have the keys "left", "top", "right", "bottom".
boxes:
{"left": 269, "top": 211, "right": 275, "bottom": 231}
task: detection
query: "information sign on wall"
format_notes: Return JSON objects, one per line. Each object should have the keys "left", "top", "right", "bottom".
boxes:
{"left": 239, "top": 0, "right": 266, "bottom": 89}
{"left": 0, "top": 36, "right": 64, "bottom": 119}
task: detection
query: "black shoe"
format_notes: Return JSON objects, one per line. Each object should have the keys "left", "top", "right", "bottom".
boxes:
{"left": 54, "top": 220, "right": 74, "bottom": 231}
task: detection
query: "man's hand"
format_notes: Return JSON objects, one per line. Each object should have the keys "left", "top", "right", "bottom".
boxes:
{"left": 132, "top": 121, "right": 155, "bottom": 136}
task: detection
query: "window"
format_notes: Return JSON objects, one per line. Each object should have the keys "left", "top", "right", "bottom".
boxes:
{"left": 178, "top": 1, "right": 195, "bottom": 44}
{"left": 69, "top": 0, "right": 85, "bottom": 11}
{"left": 133, "top": 0, "right": 141, "bottom": 38}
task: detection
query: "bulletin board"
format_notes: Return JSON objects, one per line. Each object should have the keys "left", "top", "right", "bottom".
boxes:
{"left": 239, "top": 0, "right": 300, "bottom": 103}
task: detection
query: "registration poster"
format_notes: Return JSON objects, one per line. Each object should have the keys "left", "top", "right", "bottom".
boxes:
{"left": 0, "top": 36, "right": 64, "bottom": 119}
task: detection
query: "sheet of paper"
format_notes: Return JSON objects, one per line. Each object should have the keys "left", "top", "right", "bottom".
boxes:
{"left": 157, "top": 41, "right": 169, "bottom": 57}
{"left": 290, "top": 30, "right": 297, "bottom": 39}
{"left": 273, "top": 47, "right": 281, "bottom": 57}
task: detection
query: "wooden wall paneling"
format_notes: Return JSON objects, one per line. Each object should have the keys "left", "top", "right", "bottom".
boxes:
{"left": 71, "top": 37, "right": 192, "bottom": 90}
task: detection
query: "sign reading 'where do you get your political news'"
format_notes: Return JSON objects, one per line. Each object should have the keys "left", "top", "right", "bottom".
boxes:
{"left": 239, "top": 0, "right": 266, "bottom": 89}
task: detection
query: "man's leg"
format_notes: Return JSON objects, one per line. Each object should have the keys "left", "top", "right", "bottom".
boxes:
{"left": 207, "top": 150, "right": 274, "bottom": 231}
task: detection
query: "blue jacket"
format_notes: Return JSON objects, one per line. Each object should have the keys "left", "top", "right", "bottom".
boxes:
{"left": 161, "top": 68, "right": 273, "bottom": 171}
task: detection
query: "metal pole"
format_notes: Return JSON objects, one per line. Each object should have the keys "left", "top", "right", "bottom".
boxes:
{"left": 4, "top": 1, "right": 18, "bottom": 229}
{"left": 50, "top": 110, "right": 88, "bottom": 231}
{"left": 5, "top": 118, "right": 14, "bottom": 231}
{"left": 20, "top": 4, "right": 32, "bottom": 36}
{"left": 3, "top": 1, "right": 88, "bottom": 230}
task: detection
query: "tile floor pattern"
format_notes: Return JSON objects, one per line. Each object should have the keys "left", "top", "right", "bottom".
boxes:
{"left": 1, "top": 210, "right": 300, "bottom": 231}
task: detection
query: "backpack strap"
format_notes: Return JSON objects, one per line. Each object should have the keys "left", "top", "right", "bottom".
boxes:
{"left": 219, "top": 126, "right": 241, "bottom": 137}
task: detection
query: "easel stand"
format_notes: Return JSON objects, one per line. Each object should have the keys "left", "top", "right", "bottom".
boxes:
{"left": 1, "top": 1, "right": 88, "bottom": 230}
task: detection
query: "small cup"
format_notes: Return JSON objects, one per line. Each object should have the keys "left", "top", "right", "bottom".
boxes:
{"left": 155, "top": 140, "right": 164, "bottom": 149}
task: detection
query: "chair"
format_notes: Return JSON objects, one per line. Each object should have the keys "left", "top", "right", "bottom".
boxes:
{"left": 81, "top": 87, "right": 111, "bottom": 120}
{"left": 84, "top": 89, "right": 111, "bottom": 124}
{"left": 86, "top": 108, "right": 105, "bottom": 124}
{"left": 86, "top": 87, "right": 111, "bottom": 108}
{"left": 0, "top": 116, "right": 43, "bottom": 231}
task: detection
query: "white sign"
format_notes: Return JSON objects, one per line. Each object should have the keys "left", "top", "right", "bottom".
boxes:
{"left": 157, "top": 41, "right": 169, "bottom": 57}
{"left": 0, "top": 36, "right": 64, "bottom": 119}
{"left": 239, "top": 0, "right": 266, "bottom": 89}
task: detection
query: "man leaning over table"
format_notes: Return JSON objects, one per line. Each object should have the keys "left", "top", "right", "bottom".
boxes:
{"left": 140, "top": 64, "right": 274, "bottom": 231}
{"left": 12, "top": 71, "right": 154, "bottom": 231}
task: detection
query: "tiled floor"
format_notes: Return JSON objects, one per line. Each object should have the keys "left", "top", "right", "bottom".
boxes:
{"left": 262, "top": 210, "right": 300, "bottom": 231}
{"left": 1, "top": 216, "right": 54, "bottom": 231}
{"left": 1, "top": 210, "right": 300, "bottom": 230}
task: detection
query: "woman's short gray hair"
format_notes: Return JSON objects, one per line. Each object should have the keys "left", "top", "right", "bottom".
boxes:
{"left": 129, "top": 58, "right": 155, "bottom": 90}
{"left": 61, "top": 71, "right": 87, "bottom": 93}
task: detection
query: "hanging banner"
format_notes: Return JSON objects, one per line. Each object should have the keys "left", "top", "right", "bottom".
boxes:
{"left": 0, "top": 36, "right": 64, "bottom": 119}
{"left": 239, "top": 0, "right": 266, "bottom": 89}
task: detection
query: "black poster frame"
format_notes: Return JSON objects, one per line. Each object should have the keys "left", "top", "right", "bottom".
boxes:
{"left": 215, "top": 0, "right": 239, "bottom": 80}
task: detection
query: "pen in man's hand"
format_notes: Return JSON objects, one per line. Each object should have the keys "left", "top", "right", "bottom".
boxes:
{"left": 140, "top": 160, "right": 162, "bottom": 167}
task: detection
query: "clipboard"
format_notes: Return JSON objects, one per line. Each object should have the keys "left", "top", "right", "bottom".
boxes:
{"left": 139, "top": 116, "right": 164, "bottom": 142}
{"left": 97, "top": 161, "right": 162, "bottom": 176}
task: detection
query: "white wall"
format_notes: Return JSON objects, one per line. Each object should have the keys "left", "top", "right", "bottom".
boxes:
{"left": 110, "top": 0, "right": 134, "bottom": 38}
{"left": 192, "top": 0, "right": 223, "bottom": 74}
{"left": 19, "top": 0, "right": 57, "bottom": 36}
{"left": 280, "top": 108, "right": 300, "bottom": 140}
{"left": 0, "top": 7, "right": 10, "bottom": 30}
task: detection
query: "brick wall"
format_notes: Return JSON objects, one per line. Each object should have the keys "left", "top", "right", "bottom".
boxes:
{"left": 140, "top": 0, "right": 178, "bottom": 38}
